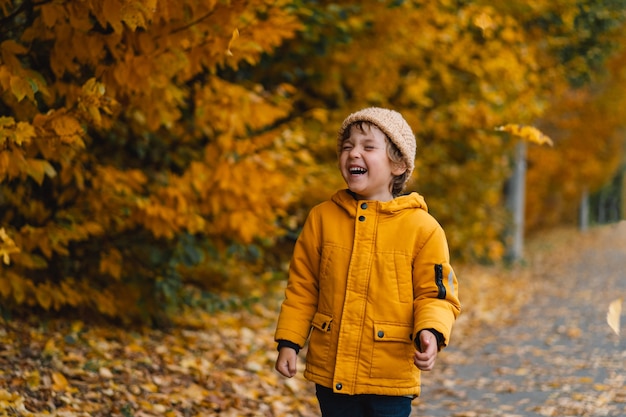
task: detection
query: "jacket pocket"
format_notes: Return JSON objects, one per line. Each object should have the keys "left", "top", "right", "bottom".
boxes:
{"left": 370, "top": 321, "right": 414, "bottom": 379}
{"left": 306, "top": 312, "right": 333, "bottom": 369}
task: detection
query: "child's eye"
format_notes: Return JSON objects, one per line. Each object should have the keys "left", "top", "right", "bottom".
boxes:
{"left": 342, "top": 144, "right": 353, "bottom": 151}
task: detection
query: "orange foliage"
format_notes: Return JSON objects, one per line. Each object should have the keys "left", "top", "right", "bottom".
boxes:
{"left": 0, "top": 0, "right": 624, "bottom": 320}
{"left": 0, "top": 0, "right": 304, "bottom": 321}
{"left": 526, "top": 81, "right": 626, "bottom": 231}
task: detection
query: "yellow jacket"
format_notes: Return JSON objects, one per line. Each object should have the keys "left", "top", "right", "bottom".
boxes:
{"left": 275, "top": 190, "right": 461, "bottom": 397}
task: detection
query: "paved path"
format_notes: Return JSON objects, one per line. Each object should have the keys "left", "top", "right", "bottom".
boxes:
{"left": 413, "top": 222, "right": 626, "bottom": 417}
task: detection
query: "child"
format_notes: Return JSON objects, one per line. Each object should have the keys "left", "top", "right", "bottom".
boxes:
{"left": 274, "top": 107, "right": 461, "bottom": 417}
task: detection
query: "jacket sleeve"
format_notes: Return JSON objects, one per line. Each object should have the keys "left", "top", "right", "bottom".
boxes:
{"left": 412, "top": 224, "right": 461, "bottom": 349}
{"left": 274, "top": 209, "right": 321, "bottom": 348}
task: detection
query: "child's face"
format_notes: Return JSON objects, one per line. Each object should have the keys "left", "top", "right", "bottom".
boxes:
{"left": 339, "top": 124, "right": 406, "bottom": 201}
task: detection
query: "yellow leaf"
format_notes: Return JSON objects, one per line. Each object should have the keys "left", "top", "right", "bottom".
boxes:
{"left": 100, "top": 0, "right": 123, "bottom": 33}
{"left": 71, "top": 320, "right": 84, "bottom": 334}
{"left": 607, "top": 298, "right": 622, "bottom": 336}
{"left": 496, "top": 124, "right": 554, "bottom": 146}
{"left": 26, "top": 370, "right": 41, "bottom": 390}
{"left": 141, "top": 382, "right": 159, "bottom": 393}
{"left": 99, "top": 367, "right": 114, "bottom": 379}
{"left": 1, "top": 39, "right": 28, "bottom": 55}
{"left": 40, "top": 2, "right": 66, "bottom": 28}
{"left": 0, "top": 389, "right": 22, "bottom": 407}
{"left": 9, "top": 75, "right": 33, "bottom": 102}
{"left": 14, "top": 121, "right": 36, "bottom": 146}
{"left": 43, "top": 338, "right": 58, "bottom": 357}
{"left": 25, "top": 159, "right": 57, "bottom": 185}
{"left": 88, "top": 105, "right": 103, "bottom": 126}
{"left": 51, "top": 372, "right": 69, "bottom": 391}
{"left": 473, "top": 12, "right": 495, "bottom": 35}
{"left": 181, "top": 383, "right": 208, "bottom": 402}
{"left": 36, "top": 282, "right": 56, "bottom": 310}
{"left": 120, "top": 1, "right": 150, "bottom": 30}
{"left": 226, "top": 28, "right": 239, "bottom": 56}
{"left": 0, "top": 227, "right": 20, "bottom": 265}
{"left": 50, "top": 114, "right": 83, "bottom": 138}
{"left": 10, "top": 275, "right": 26, "bottom": 304}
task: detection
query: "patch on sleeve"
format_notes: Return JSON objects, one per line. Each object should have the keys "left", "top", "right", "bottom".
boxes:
{"left": 448, "top": 269, "right": 455, "bottom": 296}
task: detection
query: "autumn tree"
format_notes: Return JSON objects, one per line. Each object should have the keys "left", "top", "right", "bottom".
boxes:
{"left": 0, "top": 0, "right": 306, "bottom": 322}
{"left": 526, "top": 46, "right": 626, "bottom": 231}
{"left": 485, "top": 0, "right": 626, "bottom": 231}
{"left": 1, "top": 0, "right": 625, "bottom": 322}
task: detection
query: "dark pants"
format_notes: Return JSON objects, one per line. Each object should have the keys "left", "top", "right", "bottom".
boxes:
{"left": 315, "top": 384, "right": 413, "bottom": 417}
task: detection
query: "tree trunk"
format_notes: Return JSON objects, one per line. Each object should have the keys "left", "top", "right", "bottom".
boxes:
{"left": 579, "top": 188, "right": 589, "bottom": 232}
{"left": 506, "top": 141, "right": 527, "bottom": 262}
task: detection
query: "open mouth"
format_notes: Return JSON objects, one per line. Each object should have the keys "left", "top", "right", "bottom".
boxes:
{"left": 349, "top": 167, "right": 367, "bottom": 175}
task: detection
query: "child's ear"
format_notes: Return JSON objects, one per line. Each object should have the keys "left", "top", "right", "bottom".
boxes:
{"left": 392, "top": 161, "right": 407, "bottom": 176}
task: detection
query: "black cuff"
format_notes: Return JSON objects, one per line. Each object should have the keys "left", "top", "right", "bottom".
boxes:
{"left": 415, "top": 328, "right": 445, "bottom": 350}
{"left": 277, "top": 339, "right": 301, "bottom": 354}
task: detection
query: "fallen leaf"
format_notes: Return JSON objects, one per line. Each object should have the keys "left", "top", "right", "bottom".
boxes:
{"left": 51, "top": 371, "right": 68, "bottom": 391}
{"left": 181, "top": 383, "right": 208, "bottom": 402}
{"left": 99, "top": 366, "right": 114, "bottom": 378}
{"left": 607, "top": 298, "right": 622, "bottom": 336}
{"left": 26, "top": 369, "right": 41, "bottom": 390}
{"left": 43, "top": 338, "right": 58, "bottom": 357}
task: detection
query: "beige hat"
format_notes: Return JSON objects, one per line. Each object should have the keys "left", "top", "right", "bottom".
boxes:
{"left": 338, "top": 107, "right": 416, "bottom": 179}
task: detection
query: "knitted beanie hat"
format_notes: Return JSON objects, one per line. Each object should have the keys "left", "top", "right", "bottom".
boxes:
{"left": 338, "top": 107, "right": 417, "bottom": 179}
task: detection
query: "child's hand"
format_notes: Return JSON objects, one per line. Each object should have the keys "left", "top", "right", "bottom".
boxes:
{"left": 413, "top": 330, "right": 438, "bottom": 371}
{"left": 275, "top": 347, "right": 298, "bottom": 378}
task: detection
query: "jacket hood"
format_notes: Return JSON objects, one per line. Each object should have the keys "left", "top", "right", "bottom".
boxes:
{"left": 331, "top": 189, "right": 428, "bottom": 215}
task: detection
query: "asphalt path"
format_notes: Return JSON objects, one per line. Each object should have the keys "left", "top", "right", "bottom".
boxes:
{"left": 413, "top": 222, "right": 626, "bottom": 417}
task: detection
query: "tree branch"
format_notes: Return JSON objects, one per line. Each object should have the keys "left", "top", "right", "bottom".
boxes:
{"left": 156, "top": 9, "right": 216, "bottom": 39}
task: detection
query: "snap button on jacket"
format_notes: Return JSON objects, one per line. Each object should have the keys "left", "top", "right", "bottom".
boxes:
{"left": 275, "top": 190, "right": 461, "bottom": 397}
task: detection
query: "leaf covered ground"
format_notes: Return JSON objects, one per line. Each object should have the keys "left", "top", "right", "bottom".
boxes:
{"left": 1, "top": 222, "right": 625, "bottom": 417}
